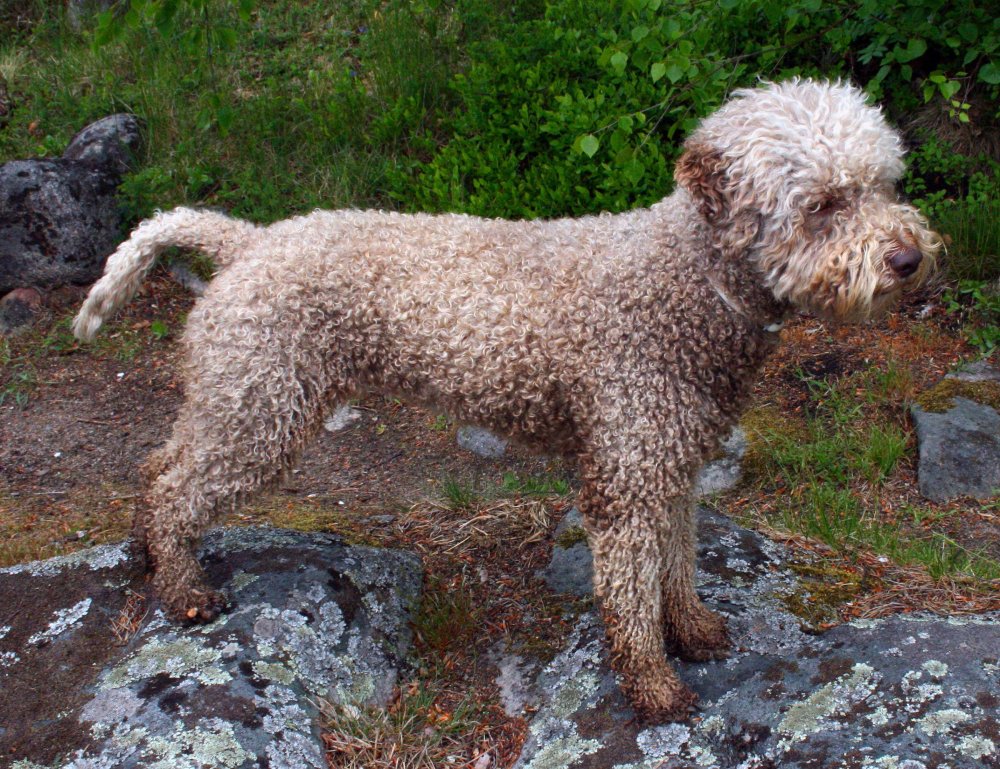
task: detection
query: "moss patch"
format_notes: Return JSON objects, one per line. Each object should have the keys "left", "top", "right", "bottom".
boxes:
{"left": 739, "top": 405, "right": 810, "bottom": 479}
{"left": 779, "top": 561, "right": 863, "bottom": 632}
{"left": 915, "top": 378, "right": 1000, "bottom": 413}
{"left": 233, "top": 495, "right": 383, "bottom": 547}
{"left": 554, "top": 527, "right": 587, "bottom": 549}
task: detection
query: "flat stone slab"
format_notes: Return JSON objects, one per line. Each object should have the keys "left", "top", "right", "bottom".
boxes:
{"left": 0, "top": 527, "right": 422, "bottom": 768}
{"left": 516, "top": 510, "right": 1000, "bottom": 768}
{"left": 912, "top": 396, "right": 1000, "bottom": 502}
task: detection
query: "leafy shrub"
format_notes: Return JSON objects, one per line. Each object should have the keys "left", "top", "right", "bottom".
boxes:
{"left": 391, "top": 0, "right": 1000, "bottom": 218}
{"left": 944, "top": 280, "right": 1000, "bottom": 356}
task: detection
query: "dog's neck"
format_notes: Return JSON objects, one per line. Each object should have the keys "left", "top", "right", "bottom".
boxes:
{"left": 654, "top": 190, "right": 790, "bottom": 333}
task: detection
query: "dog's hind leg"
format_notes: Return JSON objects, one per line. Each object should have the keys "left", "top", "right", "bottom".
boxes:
{"left": 145, "top": 344, "right": 340, "bottom": 622}
{"left": 659, "top": 498, "right": 730, "bottom": 661}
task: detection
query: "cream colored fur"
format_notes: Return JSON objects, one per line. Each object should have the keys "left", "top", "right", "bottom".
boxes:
{"left": 74, "top": 79, "right": 939, "bottom": 721}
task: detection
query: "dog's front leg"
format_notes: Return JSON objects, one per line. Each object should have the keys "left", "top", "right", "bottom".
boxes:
{"left": 659, "top": 497, "right": 730, "bottom": 661}
{"left": 580, "top": 480, "right": 698, "bottom": 721}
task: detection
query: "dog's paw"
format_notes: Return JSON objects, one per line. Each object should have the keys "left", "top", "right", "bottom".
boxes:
{"left": 166, "top": 588, "right": 230, "bottom": 624}
{"left": 667, "top": 608, "right": 731, "bottom": 662}
{"left": 633, "top": 683, "right": 699, "bottom": 723}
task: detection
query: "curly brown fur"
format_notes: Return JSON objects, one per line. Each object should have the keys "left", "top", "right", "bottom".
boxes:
{"left": 74, "top": 80, "right": 940, "bottom": 721}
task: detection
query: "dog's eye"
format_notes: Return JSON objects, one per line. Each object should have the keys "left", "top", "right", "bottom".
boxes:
{"left": 809, "top": 197, "right": 844, "bottom": 216}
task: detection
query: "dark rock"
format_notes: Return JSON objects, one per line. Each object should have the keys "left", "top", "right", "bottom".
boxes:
{"left": 0, "top": 114, "right": 141, "bottom": 295}
{"left": 0, "top": 286, "right": 43, "bottom": 335}
{"left": 0, "top": 527, "right": 422, "bottom": 768}
{"left": 912, "top": 369, "right": 1000, "bottom": 502}
{"left": 540, "top": 507, "right": 593, "bottom": 597}
{"left": 516, "top": 509, "right": 1000, "bottom": 768}
{"left": 62, "top": 113, "right": 143, "bottom": 175}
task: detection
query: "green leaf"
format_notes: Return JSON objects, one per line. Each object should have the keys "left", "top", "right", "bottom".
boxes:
{"left": 939, "top": 80, "right": 961, "bottom": 99}
{"left": 579, "top": 134, "right": 600, "bottom": 157}
{"left": 893, "top": 38, "right": 927, "bottom": 64}
{"left": 980, "top": 62, "right": 1000, "bottom": 84}
{"left": 610, "top": 51, "right": 628, "bottom": 75}
{"left": 150, "top": 320, "right": 169, "bottom": 340}
{"left": 958, "top": 23, "right": 979, "bottom": 42}
{"left": 650, "top": 61, "right": 666, "bottom": 83}
{"left": 154, "top": 0, "right": 179, "bottom": 32}
{"left": 631, "top": 25, "right": 649, "bottom": 42}
{"left": 665, "top": 63, "right": 684, "bottom": 83}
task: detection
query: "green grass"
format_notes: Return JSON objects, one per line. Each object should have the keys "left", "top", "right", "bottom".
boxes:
{"left": 744, "top": 363, "right": 1000, "bottom": 584}
{"left": 499, "top": 471, "right": 570, "bottom": 497}
{"left": 320, "top": 675, "right": 490, "bottom": 769}
{"left": 0, "top": 1, "right": 511, "bottom": 224}
{"left": 411, "top": 575, "right": 481, "bottom": 656}
{"left": 440, "top": 477, "right": 478, "bottom": 511}
{"left": 934, "top": 199, "right": 1000, "bottom": 283}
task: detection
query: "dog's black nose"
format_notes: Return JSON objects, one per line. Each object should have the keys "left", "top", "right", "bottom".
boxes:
{"left": 889, "top": 246, "right": 923, "bottom": 278}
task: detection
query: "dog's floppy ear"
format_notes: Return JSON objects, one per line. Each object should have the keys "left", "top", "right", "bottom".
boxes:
{"left": 674, "top": 141, "right": 728, "bottom": 222}
{"left": 675, "top": 141, "right": 761, "bottom": 257}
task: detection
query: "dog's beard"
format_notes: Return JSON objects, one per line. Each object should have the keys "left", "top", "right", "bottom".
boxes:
{"left": 760, "top": 210, "right": 940, "bottom": 323}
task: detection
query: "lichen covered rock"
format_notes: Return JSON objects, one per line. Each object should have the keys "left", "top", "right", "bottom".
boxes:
{"left": 516, "top": 510, "right": 1000, "bottom": 768}
{"left": 0, "top": 527, "right": 421, "bottom": 768}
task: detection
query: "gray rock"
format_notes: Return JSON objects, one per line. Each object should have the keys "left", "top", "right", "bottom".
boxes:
{"left": 488, "top": 643, "right": 542, "bottom": 717}
{"left": 324, "top": 404, "right": 363, "bottom": 432}
{"left": 0, "top": 527, "right": 422, "bottom": 768}
{"left": 168, "top": 262, "right": 210, "bottom": 296}
{"left": 516, "top": 510, "right": 1000, "bottom": 768}
{"left": 912, "top": 396, "right": 1000, "bottom": 502}
{"left": 0, "top": 114, "right": 141, "bottom": 295}
{"left": 695, "top": 428, "right": 748, "bottom": 496}
{"left": 456, "top": 425, "right": 509, "bottom": 458}
{"left": 0, "top": 286, "right": 43, "bottom": 335}
{"left": 62, "top": 114, "right": 143, "bottom": 176}
{"left": 540, "top": 507, "right": 593, "bottom": 596}
{"left": 66, "top": 0, "right": 118, "bottom": 32}
{"left": 946, "top": 359, "right": 1000, "bottom": 383}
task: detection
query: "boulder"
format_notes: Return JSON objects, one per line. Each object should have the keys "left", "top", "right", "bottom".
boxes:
{"left": 0, "top": 527, "right": 422, "bottom": 768}
{"left": 0, "top": 113, "right": 141, "bottom": 296}
{"left": 517, "top": 508, "right": 1000, "bottom": 768}
{"left": 911, "top": 362, "right": 1000, "bottom": 502}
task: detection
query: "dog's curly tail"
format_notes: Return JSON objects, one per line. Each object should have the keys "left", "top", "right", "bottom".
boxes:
{"left": 73, "top": 207, "right": 256, "bottom": 341}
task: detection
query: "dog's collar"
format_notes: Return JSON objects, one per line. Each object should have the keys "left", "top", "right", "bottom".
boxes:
{"left": 708, "top": 274, "right": 784, "bottom": 334}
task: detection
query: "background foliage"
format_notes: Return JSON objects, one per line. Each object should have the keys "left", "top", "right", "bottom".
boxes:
{"left": 0, "top": 0, "right": 997, "bottom": 293}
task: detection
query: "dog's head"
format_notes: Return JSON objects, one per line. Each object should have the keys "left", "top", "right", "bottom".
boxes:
{"left": 675, "top": 79, "right": 941, "bottom": 321}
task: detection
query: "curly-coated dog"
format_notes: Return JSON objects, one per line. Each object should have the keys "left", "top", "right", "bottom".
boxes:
{"left": 74, "top": 79, "right": 939, "bottom": 721}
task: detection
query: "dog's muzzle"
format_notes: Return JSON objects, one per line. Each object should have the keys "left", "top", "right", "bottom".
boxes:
{"left": 888, "top": 245, "right": 923, "bottom": 279}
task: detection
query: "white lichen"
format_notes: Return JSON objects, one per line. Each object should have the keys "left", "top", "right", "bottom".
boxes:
{"left": 27, "top": 599, "right": 92, "bottom": 645}
{"left": 916, "top": 708, "right": 971, "bottom": 736}
{"left": 778, "top": 663, "right": 880, "bottom": 741}
{"left": 101, "top": 636, "right": 231, "bottom": 688}
{"left": 522, "top": 735, "right": 602, "bottom": 769}
{"left": 144, "top": 719, "right": 253, "bottom": 768}
{"left": 957, "top": 735, "right": 996, "bottom": 760}
{"left": 921, "top": 660, "right": 948, "bottom": 679}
